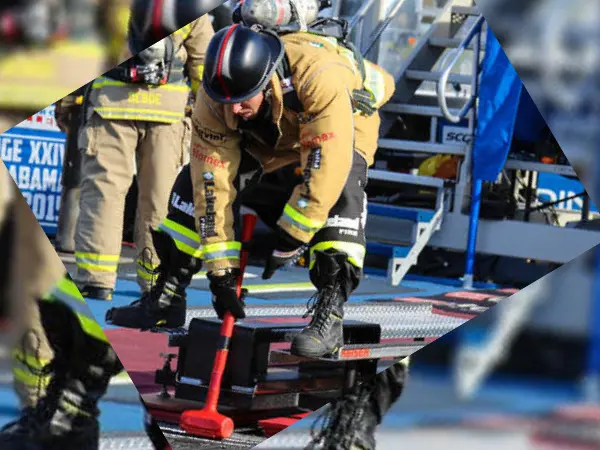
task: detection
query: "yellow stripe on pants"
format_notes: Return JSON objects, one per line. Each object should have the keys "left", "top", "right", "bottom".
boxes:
{"left": 41, "top": 276, "right": 109, "bottom": 344}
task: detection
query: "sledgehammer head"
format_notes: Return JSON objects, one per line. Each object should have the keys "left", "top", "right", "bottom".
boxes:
{"left": 180, "top": 409, "right": 234, "bottom": 439}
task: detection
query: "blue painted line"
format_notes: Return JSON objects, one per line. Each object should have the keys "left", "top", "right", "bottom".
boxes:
{"left": 364, "top": 267, "right": 509, "bottom": 290}
{"left": 98, "top": 402, "right": 145, "bottom": 433}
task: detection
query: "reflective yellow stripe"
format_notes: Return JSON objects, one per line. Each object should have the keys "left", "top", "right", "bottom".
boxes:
{"left": 94, "top": 107, "right": 183, "bottom": 116}
{"left": 136, "top": 257, "right": 160, "bottom": 282}
{"left": 191, "top": 65, "right": 205, "bottom": 94}
{"left": 203, "top": 241, "right": 241, "bottom": 263}
{"left": 12, "top": 346, "right": 52, "bottom": 388}
{"left": 0, "top": 86, "right": 77, "bottom": 109}
{"left": 93, "top": 107, "right": 184, "bottom": 123}
{"left": 310, "top": 241, "right": 366, "bottom": 269}
{"left": 281, "top": 204, "right": 325, "bottom": 234}
{"left": 137, "top": 268, "right": 159, "bottom": 282}
{"left": 94, "top": 112, "right": 183, "bottom": 123}
{"left": 12, "top": 349, "right": 50, "bottom": 370}
{"left": 91, "top": 78, "right": 190, "bottom": 91}
{"left": 75, "top": 252, "right": 119, "bottom": 273}
{"left": 158, "top": 219, "right": 203, "bottom": 258}
{"left": 59, "top": 396, "right": 91, "bottom": 417}
{"left": 137, "top": 258, "right": 159, "bottom": 271}
{"left": 364, "top": 62, "right": 387, "bottom": 108}
{"left": 108, "top": 7, "right": 130, "bottom": 62}
{"left": 43, "top": 277, "right": 109, "bottom": 343}
{"left": 174, "top": 24, "right": 193, "bottom": 39}
{"left": 13, "top": 366, "right": 52, "bottom": 388}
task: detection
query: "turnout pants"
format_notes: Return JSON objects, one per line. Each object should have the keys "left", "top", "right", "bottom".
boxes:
{"left": 1, "top": 163, "right": 60, "bottom": 408}
{"left": 163, "top": 148, "right": 369, "bottom": 282}
{"left": 74, "top": 112, "right": 191, "bottom": 292}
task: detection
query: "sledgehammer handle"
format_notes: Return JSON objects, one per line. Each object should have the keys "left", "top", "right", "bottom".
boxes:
{"left": 203, "top": 213, "right": 258, "bottom": 412}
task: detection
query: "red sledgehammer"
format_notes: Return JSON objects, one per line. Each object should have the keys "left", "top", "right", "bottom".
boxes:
{"left": 179, "top": 212, "right": 258, "bottom": 439}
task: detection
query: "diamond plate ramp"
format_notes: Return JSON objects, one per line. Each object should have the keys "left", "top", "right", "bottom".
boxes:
{"left": 99, "top": 435, "right": 154, "bottom": 450}
{"left": 182, "top": 302, "right": 466, "bottom": 339}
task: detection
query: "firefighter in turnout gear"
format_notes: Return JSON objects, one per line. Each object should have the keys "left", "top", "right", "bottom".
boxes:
{"left": 308, "top": 359, "right": 409, "bottom": 450}
{"left": 73, "top": 5, "right": 216, "bottom": 301}
{"left": 0, "top": 165, "right": 173, "bottom": 449}
{"left": 190, "top": 23, "right": 395, "bottom": 358}
{"left": 0, "top": 165, "right": 122, "bottom": 449}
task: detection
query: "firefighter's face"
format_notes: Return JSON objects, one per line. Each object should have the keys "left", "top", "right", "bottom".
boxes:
{"left": 231, "top": 92, "right": 264, "bottom": 120}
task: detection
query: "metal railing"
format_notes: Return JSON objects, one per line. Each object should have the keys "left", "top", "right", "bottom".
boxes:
{"left": 347, "top": 0, "right": 410, "bottom": 55}
{"left": 436, "top": 14, "right": 485, "bottom": 123}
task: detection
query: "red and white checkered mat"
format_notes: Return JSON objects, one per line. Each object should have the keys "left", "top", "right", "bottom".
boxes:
{"left": 367, "top": 288, "right": 519, "bottom": 319}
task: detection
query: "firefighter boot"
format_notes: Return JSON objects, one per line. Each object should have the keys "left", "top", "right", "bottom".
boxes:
{"left": 291, "top": 250, "right": 357, "bottom": 358}
{"left": 307, "top": 360, "right": 409, "bottom": 450}
{"left": 0, "top": 338, "right": 123, "bottom": 450}
{"left": 105, "top": 229, "right": 202, "bottom": 330}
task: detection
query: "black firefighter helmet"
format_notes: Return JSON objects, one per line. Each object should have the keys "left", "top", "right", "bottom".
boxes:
{"left": 203, "top": 24, "right": 285, "bottom": 104}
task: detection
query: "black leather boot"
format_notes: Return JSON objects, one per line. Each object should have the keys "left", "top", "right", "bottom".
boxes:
{"left": 307, "top": 360, "right": 409, "bottom": 450}
{"left": 0, "top": 318, "right": 123, "bottom": 450}
{"left": 291, "top": 250, "right": 358, "bottom": 358}
{"left": 106, "top": 228, "right": 202, "bottom": 330}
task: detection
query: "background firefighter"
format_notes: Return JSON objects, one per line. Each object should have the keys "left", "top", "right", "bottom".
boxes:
{"left": 72, "top": 5, "right": 215, "bottom": 301}
{"left": 53, "top": 0, "right": 133, "bottom": 254}
{"left": 0, "top": 0, "right": 147, "bottom": 440}
{"left": 0, "top": 165, "right": 122, "bottom": 449}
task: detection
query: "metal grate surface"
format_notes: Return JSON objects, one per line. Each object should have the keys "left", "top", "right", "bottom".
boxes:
{"left": 182, "top": 302, "right": 466, "bottom": 340}
{"left": 99, "top": 435, "right": 155, "bottom": 450}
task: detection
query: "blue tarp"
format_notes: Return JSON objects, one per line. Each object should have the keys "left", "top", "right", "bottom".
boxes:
{"left": 472, "top": 29, "right": 523, "bottom": 181}
{"left": 513, "top": 89, "right": 547, "bottom": 143}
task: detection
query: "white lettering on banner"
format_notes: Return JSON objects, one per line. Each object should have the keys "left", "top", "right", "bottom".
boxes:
{"left": 3, "top": 105, "right": 66, "bottom": 234}
{"left": 20, "top": 191, "right": 59, "bottom": 223}
{"left": 6, "top": 165, "right": 61, "bottom": 193}
{"left": 29, "top": 140, "right": 64, "bottom": 166}
{"left": 0, "top": 137, "right": 24, "bottom": 162}
{"left": 537, "top": 188, "right": 595, "bottom": 212}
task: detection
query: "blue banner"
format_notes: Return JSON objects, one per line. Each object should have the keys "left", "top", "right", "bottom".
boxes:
{"left": 1, "top": 106, "right": 66, "bottom": 235}
{"left": 537, "top": 173, "right": 598, "bottom": 213}
{"left": 472, "top": 29, "right": 522, "bottom": 181}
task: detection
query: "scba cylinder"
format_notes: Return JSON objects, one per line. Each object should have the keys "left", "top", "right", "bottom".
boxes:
{"left": 241, "top": 0, "right": 321, "bottom": 28}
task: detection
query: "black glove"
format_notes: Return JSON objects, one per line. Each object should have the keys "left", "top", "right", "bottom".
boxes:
{"left": 260, "top": 229, "right": 307, "bottom": 280}
{"left": 207, "top": 269, "right": 247, "bottom": 320}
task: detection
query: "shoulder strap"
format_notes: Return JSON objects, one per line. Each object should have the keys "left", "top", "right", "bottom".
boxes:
{"left": 275, "top": 51, "right": 304, "bottom": 113}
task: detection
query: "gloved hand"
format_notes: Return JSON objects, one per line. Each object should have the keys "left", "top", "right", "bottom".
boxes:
{"left": 259, "top": 228, "right": 307, "bottom": 280}
{"left": 207, "top": 269, "right": 247, "bottom": 320}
